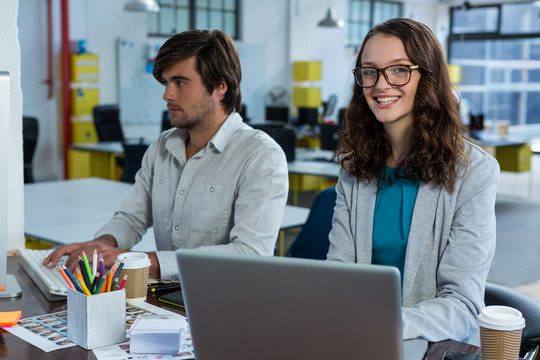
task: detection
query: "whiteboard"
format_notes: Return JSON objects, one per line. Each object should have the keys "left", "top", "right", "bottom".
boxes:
{"left": 117, "top": 38, "right": 266, "bottom": 125}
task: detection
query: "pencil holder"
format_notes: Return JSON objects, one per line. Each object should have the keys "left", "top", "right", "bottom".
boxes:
{"left": 67, "top": 287, "right": 126, "bottom": 349}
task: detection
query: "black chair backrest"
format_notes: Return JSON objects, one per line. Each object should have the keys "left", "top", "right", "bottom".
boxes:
{"left": 93, "top": 105, "right": 124, "bottom": 142}
{"left": 269, "top": 128, "right": 296, "bottom": 162}
{"left": 23, "top": 116, "right": 39, "bottom": 183}
{"left": 319, "top": 123, "right": 341, "bottom": 151}
{"left": 161, "top": 110, "right": 173, "bottom": 132}
{"left": 120, "top": 141, "right": 149, "bottom": 183}
{"left": 287, "top": 186, "right": 337, "bottom": 259}
{"left": 485, "top": 282, "right": 540, "bottom": 357}
{"left": 239, "top": 103, "right": 249, "bottom": 122}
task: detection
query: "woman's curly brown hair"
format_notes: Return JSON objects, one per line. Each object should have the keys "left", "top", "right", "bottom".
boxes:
{"left": 338, "top": 18, "right": 466, "bottom": 192}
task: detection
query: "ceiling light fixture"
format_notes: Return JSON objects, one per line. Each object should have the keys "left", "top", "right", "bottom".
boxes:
{"left": 318, "top": 7, "right": 344, "bottom": 28}
{"left": 124, "top": 0, "right": 160, "bottom": 13}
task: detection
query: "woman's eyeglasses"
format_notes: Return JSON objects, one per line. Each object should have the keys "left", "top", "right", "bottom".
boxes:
{"left": 352, "top": 64, "right": 420, "bottom": 88}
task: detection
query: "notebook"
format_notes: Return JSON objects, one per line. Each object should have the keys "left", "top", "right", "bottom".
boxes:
{"left": 176, "top": 249, "right": 428, "bottom": 360}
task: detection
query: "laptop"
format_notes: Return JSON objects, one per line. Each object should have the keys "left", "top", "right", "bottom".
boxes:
{"left": 176, "top": 249, "right": 428, "bottom": 360}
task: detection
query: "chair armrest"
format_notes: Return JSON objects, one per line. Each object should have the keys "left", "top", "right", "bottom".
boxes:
{"left": 485, "top": 282, "right": 540, "bottom": 348}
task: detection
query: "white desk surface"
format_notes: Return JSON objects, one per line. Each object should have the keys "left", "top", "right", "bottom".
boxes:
{"left": 69, "top": 142, "right": 341, "bottom": 178}
{"left": 24, "top": 178, "right": 309, "bottom": 252}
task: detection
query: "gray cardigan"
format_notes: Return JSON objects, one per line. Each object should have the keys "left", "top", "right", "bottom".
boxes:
{"left": 327, "top": 141, "right": 499, "bottom": 345}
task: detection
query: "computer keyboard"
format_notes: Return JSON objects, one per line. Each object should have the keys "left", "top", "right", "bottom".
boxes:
{"left": 17, "top": 248, "right": 68, "bottom": 301}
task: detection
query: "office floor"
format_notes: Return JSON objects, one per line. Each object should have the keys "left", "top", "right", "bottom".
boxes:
{"left": 283, "top": 155, "right": 540, "bottom": 301}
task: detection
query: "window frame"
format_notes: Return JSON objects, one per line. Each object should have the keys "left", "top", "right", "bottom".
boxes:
{"left": 148, "top": 0, "right": 240, "bottom": 39}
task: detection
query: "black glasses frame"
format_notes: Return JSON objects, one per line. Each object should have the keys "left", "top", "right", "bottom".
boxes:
{"left": 352, "top": 64, "right": 420, "bottom": 88}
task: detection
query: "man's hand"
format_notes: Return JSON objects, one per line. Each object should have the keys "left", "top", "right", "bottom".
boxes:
{"left": 42, "top": 235, "right": 128, "bottom": 274}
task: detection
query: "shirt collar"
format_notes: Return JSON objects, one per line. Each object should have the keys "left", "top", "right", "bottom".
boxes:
{"left": 207, "top": 112, "right": 243, "bottom": 153}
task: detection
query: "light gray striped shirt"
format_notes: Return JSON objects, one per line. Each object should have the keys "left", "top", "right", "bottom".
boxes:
{"left": 95, "top": 113, "right": 289, "bottom": 281}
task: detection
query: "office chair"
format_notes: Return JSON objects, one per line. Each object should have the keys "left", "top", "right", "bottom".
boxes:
{"left": 120, "top": 140, "right": 149, "bottom": 183}
{"left": 484, "top": 282, "right": 540, "bottom": 359}
{"left": 319, "top": 123, "right": 341, "bottom": 152}
{"left": 22, "top": 116, "right": 39, "bottom": 183}
{"left": 161, "top": 110, "right": 172, "bottom": 132}
{"left": 93, "top": 105, "right": 124, "bottom": 142}
{"left": 286, "top": 186, "right": 337, "bottom": 259}
{"left": 269, "top": 128, "right": 296, "bottom": 162}
{"left": 239, "top": 103, "right": 249, "bottom": 122}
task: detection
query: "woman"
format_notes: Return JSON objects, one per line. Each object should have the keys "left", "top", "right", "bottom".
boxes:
{"left": 327, "top": 18, "right": 499, "bottom": 345}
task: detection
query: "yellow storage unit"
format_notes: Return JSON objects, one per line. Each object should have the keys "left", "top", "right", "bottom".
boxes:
{"left": 72, "top": 121, "right": 98, "bottom": 143}
{"left": 71, "top": 88, "right": 99, "bottom": 116}
{"left": 293, "top": 61, "right": 322, "bottom": 81}
{"left": 495, "top": 145, "right": 532, "bottom": 173}
{"left": 70, "top": 53, "right": 99, "bottom": 82}
{"left": 293, "top": 87, "right": 321, "bottom": 107}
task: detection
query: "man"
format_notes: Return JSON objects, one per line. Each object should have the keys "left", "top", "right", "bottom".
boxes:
{"left": 44, "top": 30, "right": 289, "bottom": 281}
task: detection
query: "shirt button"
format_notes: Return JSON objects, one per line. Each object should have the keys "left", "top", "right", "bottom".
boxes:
{"left": 159, "top": 179, "right": 163, "bottom": 184}
{"left": 174, "top": 225, "right": 179, "bottom": 230}
{"left": 179, "top": 190, "right": 184, "bottom": 195}
{"left": 210, "top": 187, "right": 215, "bottom": 192}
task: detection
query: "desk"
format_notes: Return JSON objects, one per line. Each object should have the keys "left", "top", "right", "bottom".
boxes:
{"left": 68, "top": 142, "right": 127, "bottom": 180}
{"left": 1, "top": 255, "right": 484, "bottom": 359}
{"left": 24, "top": 178, "right": 310, "bottom": 254}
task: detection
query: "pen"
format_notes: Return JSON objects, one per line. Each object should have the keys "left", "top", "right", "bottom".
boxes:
{"left": 117, "top": 275, "right": 127, "bottom": 291}
{"left": 150, "top": 283, "right": 181, "bottom": 293}
{"left": 92, "top": 249, "right": 97, "bottom": 278}
{"left": 82, "top": 251, "right": 94, "bottom": 285}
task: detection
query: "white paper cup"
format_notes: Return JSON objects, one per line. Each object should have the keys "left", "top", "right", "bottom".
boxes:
{"left": 116, "top": 252, "right": 151, "bottom": 302}
{"left": 479, "top": 306, "right": 525, "bottom": 360}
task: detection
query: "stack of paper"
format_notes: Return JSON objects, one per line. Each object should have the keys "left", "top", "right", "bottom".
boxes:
{"left": 0, "top": 311, "right": 22, "bottom": 327}
{"left": 129, "top": 314, "right": 187, "bottom": 354}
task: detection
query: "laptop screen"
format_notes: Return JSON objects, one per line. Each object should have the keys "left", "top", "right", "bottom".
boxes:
{"left": 176, "top": 250, "right": 427, "bottom": 360}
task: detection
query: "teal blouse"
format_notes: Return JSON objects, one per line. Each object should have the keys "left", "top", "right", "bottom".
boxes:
{"left": 372, "top": 167, "right": 420, "bottom": 279}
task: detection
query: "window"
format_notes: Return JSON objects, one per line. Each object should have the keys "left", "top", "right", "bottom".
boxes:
{"left": 448, "top": 2, "right": 540, "bottom": 126}
{"left": 148, "top": 0, "right": 239, "bottom": 39}
{"left": 347, "top": 0, "right": 402, "bottom": 48}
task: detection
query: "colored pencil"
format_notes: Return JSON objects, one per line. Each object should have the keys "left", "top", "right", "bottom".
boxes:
{"left": 76, "top": 277, "right": 92, "bottom": 296}
{"left": 106, "top": 271, "right": 113, "bottom": 292}
{"left": 92, "top": 249, "right": 97, "bottom": 278}
{"left": 95, "top": 276, "right": 106, "bottom": 294}
{"left": 82, "top": 251, "right": 94, "bottom": 284}
{"left": 117, "top": 275, "right": 127, "bottom": 291}
{"left": 98, "top": 254, "right": 106, "bottom": 280}
{"left": 111, "top": 258, "right": 125, "bottom": 284}
{"left": 62, "top": 265, "right": 84, "bottom": 294}
{"left": 57, "top": 265, "right": 76, "bottom": 290}
{"left": 78, "top": 255, "right": 92, "bottom": 290}
{"left": 90, "top": 272, "right": 101, "bottom": 294}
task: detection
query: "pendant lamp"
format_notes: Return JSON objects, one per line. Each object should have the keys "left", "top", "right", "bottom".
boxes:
{"left": 318, "top": 7, "right": 344, "bottom": 28}
{"left": 125, "top": 0, "right": 160, "bottom": 13}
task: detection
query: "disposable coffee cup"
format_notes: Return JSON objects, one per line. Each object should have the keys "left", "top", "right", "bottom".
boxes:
{"left": 116, "top": 252, "right": 151, "bottom": 302}
{"left": 479, "top": 305, "right": 525, "bottom": 360}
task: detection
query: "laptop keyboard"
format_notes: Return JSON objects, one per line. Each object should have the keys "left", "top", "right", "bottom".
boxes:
{"left": 18, "top": 248, "right": 68, "bottom": 300}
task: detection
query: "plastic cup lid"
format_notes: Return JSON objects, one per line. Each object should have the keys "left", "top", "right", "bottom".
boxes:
{"left": 117, "top": 252, "right": 151, "bottom": 269}
{"left": 478, "top": 305, "right": 526, "bottom": 331}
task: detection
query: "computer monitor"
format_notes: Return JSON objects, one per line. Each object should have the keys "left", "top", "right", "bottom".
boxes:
{"left": 296, "top": 107, "right": 319, "bottom": 126}
{"left": 265, "top": 106, "right": 289, "bottom": 123}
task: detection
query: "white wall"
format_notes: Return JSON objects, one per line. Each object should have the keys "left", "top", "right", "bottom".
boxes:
{"left": 18, "top": 0, "right": 451, "bottom": 181}
{"left": 18, "top": 0, "right": 148, "bottom": 181}
{"left": 1, "top": 0, "right": 24, "bottom": 251}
